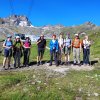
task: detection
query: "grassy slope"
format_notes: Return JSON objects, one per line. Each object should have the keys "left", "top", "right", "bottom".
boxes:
{"left": 0, "top": 70, "right": 100, "bottom": 100}
{"left": 0, "top": 33, "right": 100, "bottom": 100}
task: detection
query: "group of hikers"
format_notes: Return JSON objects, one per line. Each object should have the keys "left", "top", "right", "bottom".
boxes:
{"left": 2, "top": 32, "right": 91, "bottom": 70}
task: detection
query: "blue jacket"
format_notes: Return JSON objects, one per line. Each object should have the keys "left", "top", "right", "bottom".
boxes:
{"left": 49, "top": 39, "right": 59, "bottom": 51}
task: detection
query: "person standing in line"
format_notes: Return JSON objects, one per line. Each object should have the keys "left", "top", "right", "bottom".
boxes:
{"left": 83, "top": 35, "right": 91, "bottom": 65}
{"left": 49, "top": 34, "right": 59, "bottom": 66}
{"left": 3, "top": 35, "right": 13, "bottom": 69}
{"left": 72, "top": 34, "right": 82, "bottom": 66}
{"left": 23, "top": 36, "right": 31, "bottom": 67}
{"left": 64, "top": 33, "right": 71, "bottom": 65}
{"left": 13, "top": 36, "right": 23, "bottom": 68}
{"left": 58, "top": 32, "right": 65, "bottom": 65}
{"left": 37, "top": 34, "right": 46, "bottom": 66}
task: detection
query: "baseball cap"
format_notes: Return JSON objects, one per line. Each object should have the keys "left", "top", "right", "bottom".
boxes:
{"left": 16, "top": 36, "right": 20, "bottom": 39}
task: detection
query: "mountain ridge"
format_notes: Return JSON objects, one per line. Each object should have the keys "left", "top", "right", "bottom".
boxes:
{"left": 0, "top": 15, "right": 100, "bottom": 39}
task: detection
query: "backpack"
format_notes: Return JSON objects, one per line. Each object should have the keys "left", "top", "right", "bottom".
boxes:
{"left": 5, "top": 40, "right": 13, "bottom": 47}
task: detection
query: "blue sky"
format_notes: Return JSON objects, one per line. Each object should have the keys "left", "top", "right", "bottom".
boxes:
{"left": 0, "top": 0, "right": 100, "bottom": 26}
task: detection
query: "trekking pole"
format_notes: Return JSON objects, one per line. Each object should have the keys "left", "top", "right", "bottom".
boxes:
{"left": 90, "top": 40, "right": 92, "bottom": 66}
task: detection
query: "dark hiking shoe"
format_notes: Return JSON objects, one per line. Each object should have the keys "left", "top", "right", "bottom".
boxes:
{"left": 56, "top": 64, "right": 59, "bottom": 66}
{"left": 78, "top": 63, "right": 81, "bottom": 66}
{"left": 8, "top": 65, "right": 11, "bottom": 69}
{"left": 60, "top": 62, "right": 63, "bottom": 65}
{"left": 49, "top": 63, "right": 52, "bottom": 66}
{"left": 65, "top": 62, "right": 68, "bottom": 65}
{"left": 26, "top": 65, "right": 29, "bottom": 67}
{"left": 40, "top": 61, "right": 43, "bottom": 65}
{"left": 73, "top": 63, "right": 76, "bottom": 65}
{"left": 3, "top": 66, "right": 5, "bottom": 68}
{"left": 37, "top": 62, "right": 39, "bottom": 66}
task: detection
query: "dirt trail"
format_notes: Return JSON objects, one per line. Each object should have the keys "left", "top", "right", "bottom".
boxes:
{"left": 0, "top": 63, "right": 94, "bottom": 74}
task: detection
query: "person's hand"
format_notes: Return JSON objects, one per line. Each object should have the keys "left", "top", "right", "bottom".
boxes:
{"left": 39, "top": 40, "right": 41, "bottom": 43}
{"left": 56, "top": 50, "right": 58, "bottom": 52}
{"left": 6, "top": 46, "right": 11, "bottom": 49}
{"left": 80, "top": 49, "right": 82, "bottom": 53}
{"left": 68, "top": 45, "right": 71, "bottom": 48}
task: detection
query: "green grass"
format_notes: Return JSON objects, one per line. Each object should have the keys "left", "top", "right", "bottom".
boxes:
{"left": 0, "top": 33, "right": 100, "bottom": 100}
{"left": 0, "top": 69, "right": 100, "bottom": 100}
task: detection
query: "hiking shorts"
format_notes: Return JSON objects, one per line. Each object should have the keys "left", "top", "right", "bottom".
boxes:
{"left": 38, "top": 48, "right": 45, "bottom": 57}
{"left": 64, "top": 47, "right": 71, "bottom": 55}
{"left": 4, "top": 49, "right": 12, "bottom": 57}
{"left": 58, "top": 48, "right": 64, "bottom": 54}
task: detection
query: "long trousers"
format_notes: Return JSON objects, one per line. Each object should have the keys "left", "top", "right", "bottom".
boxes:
{"left": 73, "top": 47, "right": 80, "bottom": 64}
{"left": 50, "top": 50, "right": 58, "bottom": 65}
{"left": 83, "top": 49, "right": 90, "bottom": 64}
{"left": 14, "top": 50, "right": 21, "bottom": 68}
{"left": 23, "top": 48, "right": 30, "bottom": 66}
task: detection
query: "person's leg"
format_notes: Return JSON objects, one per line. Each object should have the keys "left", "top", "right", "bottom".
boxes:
{"left": 68, "top": 48, "right": 71, "bottom": 65}
{"left": 3, "top": 49, "right": 8, "bottom": 68}
{"left": 77, "top": 48, "right": 80, "bottom": 65}
{"left": 14, "top": 52, "right": 17, "bottom": 68}
{"left": 23, "top": 49, "right": 26, "bottom": 66}
{"left": 54, "top": 50, "right": 58, "bottom": 66}
{"left": 37, "top": 48, "right": 41, "bottom": 66}
{"left": 58, "top": 49, "right": 61, "bottom": 64}
{"left": 3, "top": 57, "right": 7, "bottom": 68}
{"left": 67, "top": 54, "right": 70, "bottom": 65}
{"left": 64, "top": 47, "right": 68, "bottom": 65}
{"left": 60, "top": 49, "right": 63, "bottom": 65}
{"left": 27, "top": 49, "right": 30, "bottom": 66}
{"left": 18, "top": 51, "right": 21, "bottom": 67}
{"left": 40, "top": 49, "right": 44, "bottom": 65}
{"left": 83, "top": 49, "right": 86, "bottom": 64}
{"left": 86, "top": 49, "right": 90, "bottom": 65}
{"left": 8, "top": 57, "right": 11, "bottom": 68}
{"left": 25, "top": 49, "right": 28, "bottom": 66}
{"left": 73, "top": 48, "right": 76, "bottom": 64}
{"left": 49, "top": 50, "right": 53, "bottom": 66}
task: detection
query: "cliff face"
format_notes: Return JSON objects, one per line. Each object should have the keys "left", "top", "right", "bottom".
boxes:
{"left": 1, "top": 15, "right": 32, "bottom": 27}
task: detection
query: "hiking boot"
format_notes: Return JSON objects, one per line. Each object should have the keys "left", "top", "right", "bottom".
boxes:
{"left": 64, "top": 62, "right": 68, "bottom": 65}
{"left": 37, "top": 62, "right": 39, "bottom": 66}
{"left": 26, "top": 64, "right": 29, "bottom": 67}
{"left": 60, "top": 62, "right": 63, "bottom": 65}
{"left": 78, "top": 63, "right": 81, "bottom": 66}
{"left": 49, "top": 63, "right": 52, "bottom": 66}
{"left": 73, "top": 63, "right": 76, "bottom": 65}
{"left": 67, "top": 62, "right": 70, "bottom": 66}
{"left": 3, "top": 66, "right": 5, "bottom": 68}
{"left": 56, "top": 64, "right": 59, "bottom": 66}
{"left": 8, "top": 65, "right": 11, "bottom": 69}
{"left": 40, "top": 61, "right": 43, "bottom": 65}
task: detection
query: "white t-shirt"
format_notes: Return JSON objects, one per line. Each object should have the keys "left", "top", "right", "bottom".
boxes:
{"left": 83, "top": 39, "right": 90, "bottom": 49}
{"left": 58, "top": 38, "right": 64, "bottom": 47}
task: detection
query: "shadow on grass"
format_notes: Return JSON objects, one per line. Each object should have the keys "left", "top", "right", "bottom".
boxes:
{"left": 29, "top": 60, "right": 50, "bottom": 66}
{"left": 29, "top": 60, "right": 98, "bottom": 66}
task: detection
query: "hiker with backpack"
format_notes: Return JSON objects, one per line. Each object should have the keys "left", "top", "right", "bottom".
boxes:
{"left": 2, "top": 35, "right": 13, "bottom": 69}
{"left": 64, "top": 33, "right": 72, "bottom": 65}
{"left": 72, "top": 34, "right": 82, "bottom": 66}
{"left": 58, "top": 32, "right": 65, "bottom": 65}
{"left": 83, "top": 35, "right": 91, "bottom": 65}
{"left": 13, "top": 36, "right": 23, "bottom": 68}
{"left": 49, "top": 34, "right": 59, "bottom": 66}
{"left": 23, "top": 36, "right": 31, "bottom": 67}
{"left": 37, "top": 34, "right": 46, "bottom": 66}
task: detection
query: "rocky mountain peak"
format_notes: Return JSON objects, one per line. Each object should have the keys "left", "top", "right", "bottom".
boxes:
{"left": 1, "top": 15, "right": 32, "bottom": 27}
